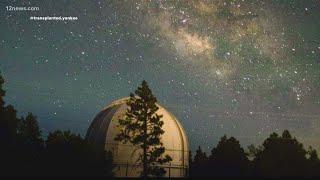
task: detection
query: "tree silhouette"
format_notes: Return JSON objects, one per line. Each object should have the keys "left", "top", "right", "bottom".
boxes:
{"left": 18, "top": 113, "right": 43, "bottom": 145}
{"left": 0, "top": 73, "right": 19, "bottom": 138}
{"left": 1, "top": 105, "right": 18, "bottom": 138}
{"left": 193, "top": 146, "right": 208, "bottom": 165}
{"left": 0, "top": 73, "right": 21, "bottom": 175}
{"left": 306, "top": 146, "right": 320, "bottom": 176}
{"left": 190, "top": 146, "right": 209, "bottom": 176}
{"left": 0, "top": 72, "right": 113, "bottom": 176}
{"left": 45, "top": 130, "right": 113, "bottom": 176}
{"left": 115, "top": 80, "right": 172, "bottom": 177}
{"left": 208, "top": 135, "right": 249, "bottom": 176}
{"left": 307, "top": 146, "right": 319, "bottom": 162}
{"left": 46, "top": 130, "right": 88, "bottom": 174}
{"left": 252, "top": 130, "right": 309, "bottom": 176}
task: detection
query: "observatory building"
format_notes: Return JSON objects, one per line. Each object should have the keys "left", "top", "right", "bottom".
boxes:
{"left": 86, "top": 97, "right": 189, "bottom": 177}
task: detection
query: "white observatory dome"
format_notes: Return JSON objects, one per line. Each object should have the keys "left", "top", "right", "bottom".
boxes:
{"left": 86, "top": 97, "right": 189, "bottom": 177}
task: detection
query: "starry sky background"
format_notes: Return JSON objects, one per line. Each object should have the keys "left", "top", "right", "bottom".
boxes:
{"left": 1, "top": 0, "right": 320, "bottom": 153}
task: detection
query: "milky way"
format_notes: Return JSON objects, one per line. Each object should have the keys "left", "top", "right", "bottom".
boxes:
{"left": 1, "top": 0, "right": 320, "bottom": 153}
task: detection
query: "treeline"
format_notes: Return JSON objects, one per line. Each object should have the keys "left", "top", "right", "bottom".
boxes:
{"left": 0, "top": 74, "right": 113, "bottom": 176}
{"left": 2, "top": 72, "right": 320, "bottom": 177}
{"left": 190, "top": 131, "right": 320, "bottom": 177}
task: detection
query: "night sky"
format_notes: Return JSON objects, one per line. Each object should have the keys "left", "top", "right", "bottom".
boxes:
{"left": 1, "top": 0, "right": 320, "bottom": 153}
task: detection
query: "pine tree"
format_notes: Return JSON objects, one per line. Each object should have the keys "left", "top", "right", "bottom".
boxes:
{"left": 253, "top": 130, "right": 309, "bottom": 176}
{"left": 209, "top": 135, "right": 249, "bottom": 176}
{"left": 0, "top": 73, "right": 18, "bottom": 137}
{"left": 190, "top": 146, "right": 209, "bottom": 176}
{"left": 18, "top": 112, "right": 43, "bottom": 145}
{"left": 115, "top": 80, "right": 172, "bottom": 177}
{"left": 193, "top": 146, "right": 207, "bottom": 164}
